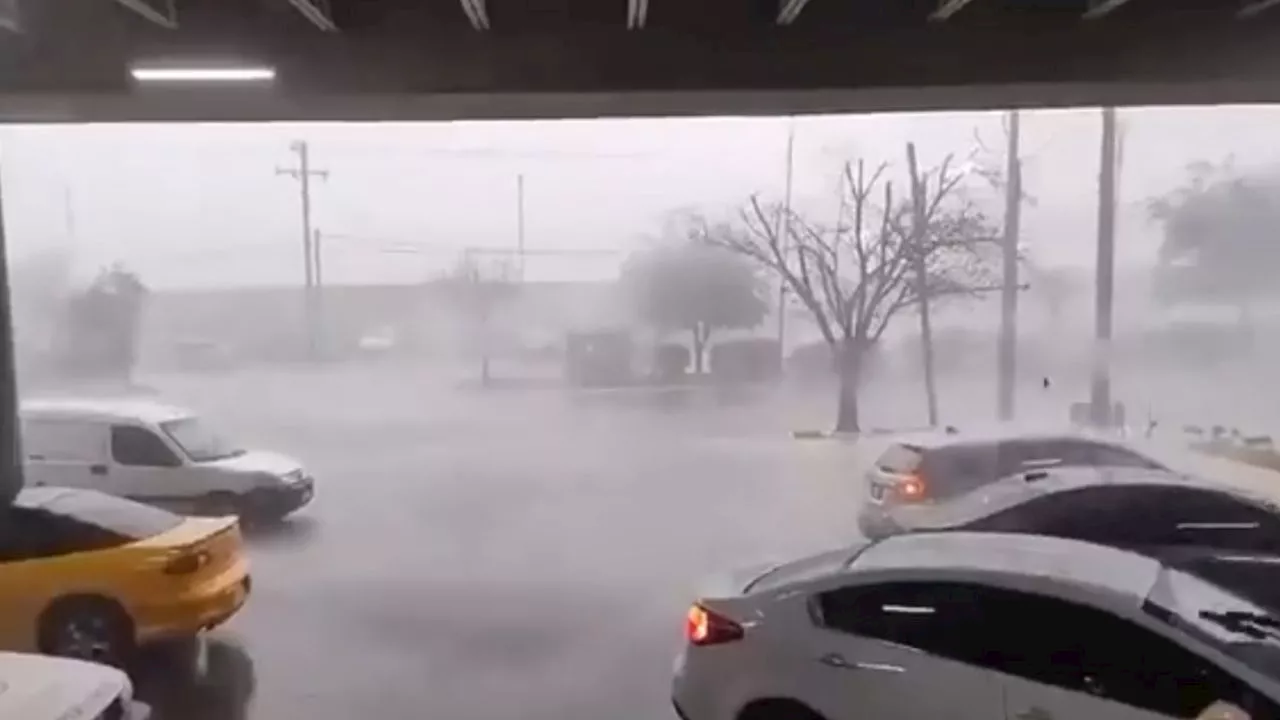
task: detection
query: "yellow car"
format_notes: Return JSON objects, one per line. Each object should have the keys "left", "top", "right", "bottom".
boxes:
{"left": 0, "top": 487, "right": 251, "bottom": 666}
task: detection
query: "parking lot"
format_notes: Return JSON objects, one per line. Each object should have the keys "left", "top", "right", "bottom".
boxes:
{"left": 59, "top": 360, "right": 1280, "bottom": 720}
{"left": 125, "top": 365, "right": 865, "bottom": 720}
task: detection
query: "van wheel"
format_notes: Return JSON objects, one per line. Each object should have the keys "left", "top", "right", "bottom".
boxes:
{"left": 38, "top": 596, "right": 134, "bottom": 668}
{"left": 202, "top": 491, "right": 242, "bottom": 518}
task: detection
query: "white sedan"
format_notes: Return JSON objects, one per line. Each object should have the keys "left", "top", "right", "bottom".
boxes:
{"left": 672, "top": 532, "right": 1280, "bottom": 720}
{"left": 0, "top": 650, "right": 149, "bottom": 719}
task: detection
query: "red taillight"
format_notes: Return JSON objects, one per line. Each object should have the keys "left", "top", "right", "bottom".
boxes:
{"left": 163, "top": 551, "right": 210, "bottom": 575}
{"left": 893, "top": 473, "right": 928, "bottom": 502}
{"left": 685, "top": 604, "right": 744, "bottom": 646}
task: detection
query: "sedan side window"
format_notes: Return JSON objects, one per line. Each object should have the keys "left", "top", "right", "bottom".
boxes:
{"left": 0, "top": 508, "right": 121, "bottom": 561}
{"left": 817, "top": 581, "right": 1270, "bottom": 719}
{"left": 1089, "top": 443, "right": 1165, "bottom": 470}
{"left": 1153, "top": 488, "right": 1280, "bottom": 552}
{"left": 977, "top": 588, "right": 1263, "bottom": 719}
{"left": 817, "top": 582, "right": 988, "bottom": 666}
{"left": 110, "top": 425, "right": 181, "bottom": 468}
{"left": 965, "top": 486, "right": 1149, "bottom": 548}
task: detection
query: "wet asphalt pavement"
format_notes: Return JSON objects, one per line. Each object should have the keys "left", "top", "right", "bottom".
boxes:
{"left": 124, "top": 366, "right": 866, "bottom": 720}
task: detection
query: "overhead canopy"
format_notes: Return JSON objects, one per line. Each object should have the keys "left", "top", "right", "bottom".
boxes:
{"left": 0, "top": 0, "right": 1272, "bottom": 121}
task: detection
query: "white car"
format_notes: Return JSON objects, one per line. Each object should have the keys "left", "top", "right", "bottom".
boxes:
{"left": 672, "top": 532, "right": 1280, "bottom": 720}
{"left": 0, "top": 650, "right": 149, "bottom": 719}
{"left": 21, "top": 398, "right": 314, "bottom": 521}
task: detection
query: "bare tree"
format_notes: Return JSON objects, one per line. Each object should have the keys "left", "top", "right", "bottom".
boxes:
{"left": 444, "top": 252, "right": 516, "bottom": 387}
{"left": 700, "top": 151, "right": 998, "bottom": 432}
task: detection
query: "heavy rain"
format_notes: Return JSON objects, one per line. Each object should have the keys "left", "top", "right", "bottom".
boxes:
{"left": 6, "top": 107, "right": 1280, "bottom": 719}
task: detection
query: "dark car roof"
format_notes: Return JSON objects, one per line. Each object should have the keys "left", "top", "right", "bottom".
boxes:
{"left": 902, "top": 467, "right": 1274, "bottom": 531}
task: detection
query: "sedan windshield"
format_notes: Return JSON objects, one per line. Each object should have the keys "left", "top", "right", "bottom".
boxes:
{"left": 160, "top": 417, "right": 245, "bottom": 462}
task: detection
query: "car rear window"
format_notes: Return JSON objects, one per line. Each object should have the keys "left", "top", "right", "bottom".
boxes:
{"left": 42, "top": 491, "right": 182, "bottom": 540}
{"left": 875, "top": 444, "right": 923, "bottom": 473}
{"left": 920, "top": 444, "right": 1003, "bottom": 498}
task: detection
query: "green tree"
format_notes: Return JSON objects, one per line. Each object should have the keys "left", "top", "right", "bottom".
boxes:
{"left": 1148, "top": 160, "right": 1280, "bottom": 314}
{"left": 57, "top": 265, "right": 148, "bottom": 383}
{"left": 620, "top": 242, "right": 767, "bottom": 374}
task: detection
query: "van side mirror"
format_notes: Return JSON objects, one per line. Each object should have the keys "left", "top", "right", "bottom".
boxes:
{"left": 1198, "top": 701, "right": 1251, "bottom": 720}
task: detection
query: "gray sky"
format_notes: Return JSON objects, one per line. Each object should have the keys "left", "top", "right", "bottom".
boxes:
{"left": 2, "top": 105, "right": 1277, "bottom": 289}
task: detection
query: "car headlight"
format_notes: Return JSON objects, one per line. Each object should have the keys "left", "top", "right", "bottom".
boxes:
{"left": 280, "top": 469, "right": 304, "bottom": 484}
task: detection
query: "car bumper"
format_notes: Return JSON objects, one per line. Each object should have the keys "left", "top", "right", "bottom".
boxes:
{"left": 126, "top": 699, "right": 153, "bottom": 720}
{"left": 133, "top": 573, "right": 252, "bottom": 643}
{"left": 251, "top": 478, "right": 315, "bottom": 518}
{"left": 857, "top": 505, "right": 901, "bottom": 540}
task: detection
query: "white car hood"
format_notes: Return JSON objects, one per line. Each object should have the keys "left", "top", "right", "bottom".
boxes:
{"left": 0, "top": 652, "right": 128, "bottom": 719}
{"left": 200, "top": 450, "right": 302, "bottom": 477}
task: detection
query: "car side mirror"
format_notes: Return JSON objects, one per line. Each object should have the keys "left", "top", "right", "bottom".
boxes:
{"left": 1198, "top": 701, "right": 1252, "bottom": 720}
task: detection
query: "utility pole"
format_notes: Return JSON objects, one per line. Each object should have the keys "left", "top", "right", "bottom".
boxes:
{"left": 516, "top": 173, "right": 526, "bottom": 283}
{"left": 775, "top": 121, "right": 796, "bottom": 364}
{"left": 906, "top": 143, "right": 940, "bottom": 428}
{"left": 1091, "top": 107, "right": 1119, "bottom": 428}
{"left": 997, "top": 110, "right": 1023, "bottom": 422}
{"left": 0, "top": 154, "right": 21, "bottom": 503}
{"left": 276, "top": 140, "right": 328, "bottom": 359}
{"left": 62, "top": 184, "right": 77, "bottom": 246}
{"left": 313, "top": 228, "right": 325, "bottom": 357}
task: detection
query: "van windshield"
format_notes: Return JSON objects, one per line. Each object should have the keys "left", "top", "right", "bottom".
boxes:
{"left": 160, "top": 417, "right": 245, "bottom": 462}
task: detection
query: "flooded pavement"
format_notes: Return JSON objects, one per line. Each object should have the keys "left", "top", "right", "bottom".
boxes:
{"left": 130, "top": 367, "right": 864, "bottom": 720}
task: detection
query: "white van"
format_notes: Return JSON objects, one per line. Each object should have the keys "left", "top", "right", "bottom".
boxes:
{"left": 0, "top": 651, "right": 149, "bottom": 719}
{"left": 20, "top": 398, "right": 315, "bottom": 521}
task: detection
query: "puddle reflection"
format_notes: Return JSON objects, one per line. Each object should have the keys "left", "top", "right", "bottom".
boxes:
{"left": 131, "top": 636, "right": 256, "bottom": 720}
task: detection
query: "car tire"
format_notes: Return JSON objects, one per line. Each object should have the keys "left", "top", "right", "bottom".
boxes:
{"left": 738, "top": 699, "right": 828, "bottom": 720}
{"left": 37, "top": 595, "right": 134, "bottom": 668}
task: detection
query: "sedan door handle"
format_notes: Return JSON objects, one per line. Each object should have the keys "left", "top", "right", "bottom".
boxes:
{"left": 90, "top": 463, "right": 108, "bottom": 476}
{"left": 818, "top": 653, "right": 903, "bottom": 673}
{"left": 1015, "top": 706, "right": 1054, "bottom": 720}
{"left": 819, "top": 652, "right": 854, "bottom": 669}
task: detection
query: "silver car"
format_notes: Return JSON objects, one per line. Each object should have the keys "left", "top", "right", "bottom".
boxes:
{"left": 672, "top": 532, "right": 1280, "bottom": 720}
{"left": 857, "top": 430, "right": 1167, "bottom": 539}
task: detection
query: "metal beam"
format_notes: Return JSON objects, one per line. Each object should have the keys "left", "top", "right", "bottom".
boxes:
{"left": 627, "top": 0, "right": 649, "bottom": 29}
{"left": 113, "top": 0, "right": 178, "bottom": 28}
{"left": 777, "top": 0, "right": 812, "bottom": 25}
{"left": 930, "top": 0, "right": 980, "bottom": 21}
{"left": 1240, "top": 0, "right": 1280, "bottom": 18}
{"left": 287, "top": 0, "right": 338, "bottom": 31}
{"left": 0, "top": 0, "right": 18, "bottom": 33}
{"left": 459, "top": 0, "right": 490, "bottom": 30}
{"left": 1082, "top": 0, "right": 1137, "bottom": 20}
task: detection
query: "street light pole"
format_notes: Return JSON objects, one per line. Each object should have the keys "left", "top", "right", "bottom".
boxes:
{"left": 516, "top": 173, "right": 526, "bottom": 283}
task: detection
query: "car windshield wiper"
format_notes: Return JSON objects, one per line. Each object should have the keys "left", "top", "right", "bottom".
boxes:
{"left": 1200, "top": 610, "right": 1280, "bottom": 642}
